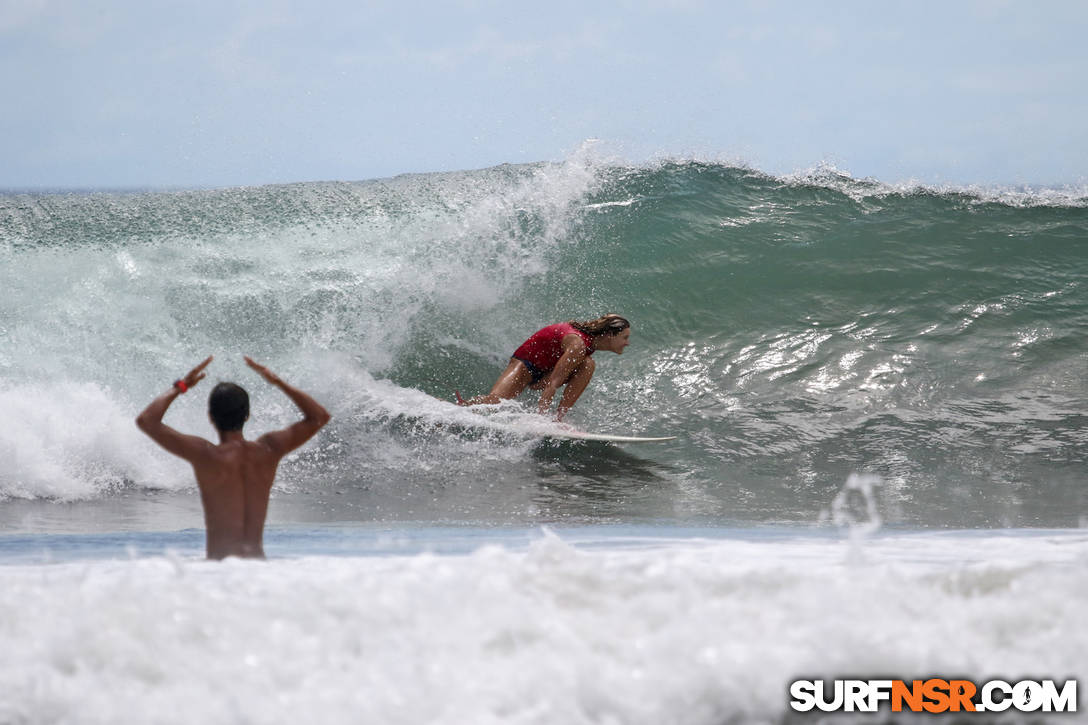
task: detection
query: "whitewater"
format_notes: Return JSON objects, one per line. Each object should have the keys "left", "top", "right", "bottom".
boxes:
{"left": 1, "top": 151, "right": 1086, "bottom": 723}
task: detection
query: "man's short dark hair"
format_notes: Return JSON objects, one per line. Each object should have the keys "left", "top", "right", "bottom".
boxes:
{"left": 209, "top": 382, "right": 249, "bottom": 431}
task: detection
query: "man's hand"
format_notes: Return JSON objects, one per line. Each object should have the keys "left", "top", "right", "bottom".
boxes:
{"left": 247, "top": 356, "right": 331, "bottom": 456}
{"left": 245, "top": 356, "right": 283, "bottom": 386}
{"left": 181, "top": 356, "right": 214, "bottom": 390}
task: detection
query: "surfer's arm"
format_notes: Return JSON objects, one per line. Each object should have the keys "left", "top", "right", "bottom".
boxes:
{"left": 245, "top": 356, "right": 331, "bottom": 455}
{"left": 537, "top": 337, "right": 588, "bottom": 416}
{"left": 135, "top": 356, "right": 215, "bottom": 461}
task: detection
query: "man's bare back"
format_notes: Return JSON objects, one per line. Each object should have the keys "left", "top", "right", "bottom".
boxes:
{"left": 136, "top": 356, "right": 331, "bottom": 559}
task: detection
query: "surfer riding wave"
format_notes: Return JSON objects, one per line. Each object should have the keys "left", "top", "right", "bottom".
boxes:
{"left": 456, "top": 314, "right": 631, "bottom": 421}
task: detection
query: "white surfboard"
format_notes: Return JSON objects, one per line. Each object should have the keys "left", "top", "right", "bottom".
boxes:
{"left": 426, "top": 392, "right": 675, "bottom": 443}
{"left": 478, "top": 417, "right": 676, "bottom": 444}
{"left": 533, "top": 429, "right": 676, "bottom": 443}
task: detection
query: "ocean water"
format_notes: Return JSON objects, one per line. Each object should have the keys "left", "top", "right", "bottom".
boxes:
{"left": 1, "top": 152, "right": 1087, "bottom": 723}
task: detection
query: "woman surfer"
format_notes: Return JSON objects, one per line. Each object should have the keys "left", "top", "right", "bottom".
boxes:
{"left": 455, "top": 314, "right": 631, "bottom": 421}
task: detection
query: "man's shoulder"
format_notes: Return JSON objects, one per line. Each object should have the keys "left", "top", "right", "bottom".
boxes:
{"left": 249, "top": 430, "right": 296, "bottom": 459}
{"left": 207, "top": 437, "right": 271, "bottom": 459}
{"left": 237, "top": 437, "right": 281, "bottom": 456}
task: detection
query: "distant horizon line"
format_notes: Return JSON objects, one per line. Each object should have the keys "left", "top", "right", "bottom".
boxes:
{"left": 2, "top": 155, "right": 1085, "bottom": 197}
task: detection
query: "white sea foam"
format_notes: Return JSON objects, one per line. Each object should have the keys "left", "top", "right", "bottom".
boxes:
{"left": 0, "top": 381, "right": 187, "bottom": 500}
{"left": 0, "top": 529, "right": 1084, "bottom": 724}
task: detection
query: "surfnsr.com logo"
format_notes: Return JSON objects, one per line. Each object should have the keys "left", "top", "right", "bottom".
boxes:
{"left": 789, "top": 679, "right": 1077, "bottom": 714}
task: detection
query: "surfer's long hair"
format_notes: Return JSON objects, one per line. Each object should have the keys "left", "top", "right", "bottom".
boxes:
{"left": 570, "top": 313, "right": 630, "bottom": 337}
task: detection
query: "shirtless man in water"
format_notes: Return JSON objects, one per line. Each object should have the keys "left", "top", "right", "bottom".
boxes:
{"left": 136, "top": 356, "right": 330, "bottom": 560}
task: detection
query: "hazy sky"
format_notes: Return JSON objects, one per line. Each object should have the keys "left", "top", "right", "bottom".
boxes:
{"left": 3, "top": 0, "right": 1086, "bottom": 189}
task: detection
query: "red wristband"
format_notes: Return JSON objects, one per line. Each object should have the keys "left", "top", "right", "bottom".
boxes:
{"left": 174, "top": 379, "right": 189, "bottom": 393}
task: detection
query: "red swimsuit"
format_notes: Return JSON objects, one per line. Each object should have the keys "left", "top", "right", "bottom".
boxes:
{"left": 512, "top": 323, "right": 595, "bottom": 382}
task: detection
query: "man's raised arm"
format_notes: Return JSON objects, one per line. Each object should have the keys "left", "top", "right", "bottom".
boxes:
{"left": 245, "top": 356, "right": 331, "bottom": 456}
{"left": 135, "top": 356, "right": 214, "bottom": 461}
